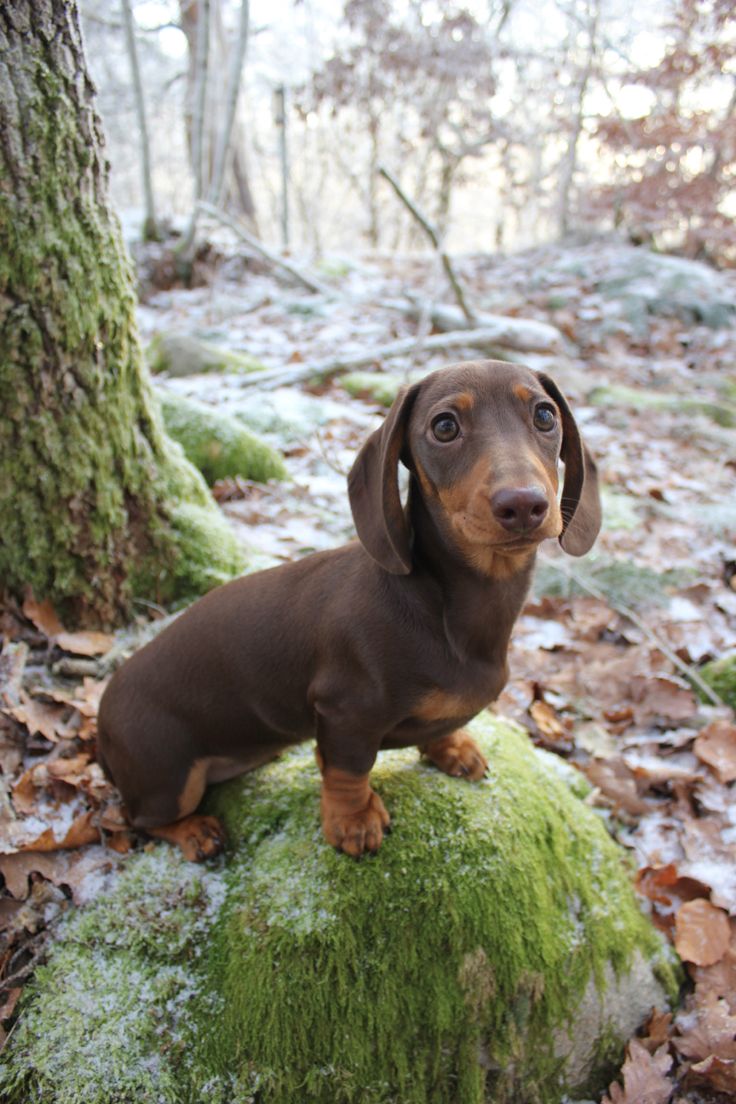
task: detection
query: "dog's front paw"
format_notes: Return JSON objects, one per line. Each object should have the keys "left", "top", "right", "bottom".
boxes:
{"left": 423, "top": 730, "right": 488, "bottom": 781}
{"left": 322, "top": 788, "right": 391, "bottom": 857}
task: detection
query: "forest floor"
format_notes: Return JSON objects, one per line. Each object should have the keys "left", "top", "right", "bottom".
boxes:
{"left": 1, "top": 237, "right": 736, "bottom": 1102}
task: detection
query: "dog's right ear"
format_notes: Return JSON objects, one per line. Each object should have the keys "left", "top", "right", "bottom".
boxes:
{"left": 348, "top": 384, "right": 421, "bottom": 574}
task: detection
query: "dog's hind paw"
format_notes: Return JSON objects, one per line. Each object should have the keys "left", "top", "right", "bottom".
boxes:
{"left": 147, "top": 813, "right": 226, "bottom": 862}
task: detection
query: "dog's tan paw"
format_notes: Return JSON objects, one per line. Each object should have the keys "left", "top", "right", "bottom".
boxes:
{"left": 322, "top": 789, "right": 391, "bottom": 857}
{"left": 423, "top": 730, "right": 488, "bottom": 781}
{"left": 148, "top": 813, "right": 226, "bottom": 862}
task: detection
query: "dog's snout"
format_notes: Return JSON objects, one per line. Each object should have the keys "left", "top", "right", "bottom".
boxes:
{"left": 491, "top": 487, "right": 549, "bottom": 533}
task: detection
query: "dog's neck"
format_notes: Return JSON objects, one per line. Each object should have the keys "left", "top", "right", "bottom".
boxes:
{"left": 406, "top": 479, "right": 535, "bottom": 663}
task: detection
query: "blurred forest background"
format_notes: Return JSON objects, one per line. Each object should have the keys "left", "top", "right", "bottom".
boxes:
{"left": 83, "top": 0, "right": 735, "bottom": 263}
{"left": 2, "top": 2, "right": 736, "bottom": 1100}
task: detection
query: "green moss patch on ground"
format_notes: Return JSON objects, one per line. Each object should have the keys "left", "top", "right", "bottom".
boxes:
{"left": 148, "top": 333, "right": 267, "bottom": 377}
{"left": 159, "top": 392, "right": 287, "bottom": 485}
{"left": 699, "top": 651, "right": 736, "bottom": 709}
{"left": 0, "top": 717, "right": 678, "bottom": 1104}
{"left": 588, "top": 383, "right": 736, "bottom": 428}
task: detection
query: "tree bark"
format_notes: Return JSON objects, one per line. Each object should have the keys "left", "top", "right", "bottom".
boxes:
{"left": 0, "top": 0, "right": 243, "bottom": 626}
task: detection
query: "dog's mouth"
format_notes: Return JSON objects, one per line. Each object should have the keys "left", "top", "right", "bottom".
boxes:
{"left": 455, "top": 512, "right": 556, "bottom": 551}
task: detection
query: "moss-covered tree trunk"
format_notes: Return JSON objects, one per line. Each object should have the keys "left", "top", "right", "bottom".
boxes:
{"left": 0, "top": 0, "right": 243, "bottom": 625}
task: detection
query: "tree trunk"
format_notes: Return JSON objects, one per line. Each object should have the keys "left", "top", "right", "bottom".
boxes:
{"left": 180, "top": 0, "right": 258, "bottom": 229}
{"left": 0, "top": 0, "right": 244, "bottom": 626}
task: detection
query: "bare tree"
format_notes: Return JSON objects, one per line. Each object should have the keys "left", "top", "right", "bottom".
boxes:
{"left": 120, "top": 0, "right": 160, "bottom": 240}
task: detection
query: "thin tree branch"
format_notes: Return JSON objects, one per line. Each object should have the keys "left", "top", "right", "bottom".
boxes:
{"left": 197, "top": 200, "right": 331, "bottom": 295}
{"left": 378, "top": 165, "right": 476, "bottom": 324}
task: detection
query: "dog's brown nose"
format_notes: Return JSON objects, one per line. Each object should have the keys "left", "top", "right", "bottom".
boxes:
{"left": 491, "top": 487, "right": 549, "bottom": 532}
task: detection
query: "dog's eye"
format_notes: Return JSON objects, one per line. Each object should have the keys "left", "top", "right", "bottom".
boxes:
{"left": 533, "top": 403, "right": 556, "bottom": 432}
{"left": 431, "top": 414, "right": 460, "bottom": 442}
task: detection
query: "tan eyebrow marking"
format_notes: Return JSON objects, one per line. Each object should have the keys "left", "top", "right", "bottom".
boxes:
{"left": 513, "top": 384, "right": 533, "bottom": 402}
{"left": 453, "top": 392, "right": 475, "bottom": 412}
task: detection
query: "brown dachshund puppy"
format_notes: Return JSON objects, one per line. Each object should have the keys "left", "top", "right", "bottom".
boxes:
{"left": 97, "top": 360, "right": 601, "bottom": 859}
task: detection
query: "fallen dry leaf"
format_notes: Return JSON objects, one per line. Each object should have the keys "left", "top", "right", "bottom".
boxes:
{"left": 675, "top": 990, "right": 736, "bottom": 1064}
{"left": 22, "top": 595, "right": 63, "bottom": 638}
{"left": 602, "top": 1038, "right": 673, "bottom": 1104}
{"left": 6, "top": 693, "right": 75, "bottom": 743}
{"left": 529, "top": 698, "right": 571, "bottom": 746}
{"left": 636, "top": 865, "right": 710, "bottom": 911}
{"left": 693, "top": 927, "right": 736, "bottom": 1012}
{"left": 55, "top": 630, "right": 113, "bottom": 657}
{"left": 675, "top": 899, "right": 731, "bottom": 966}
{"left": 18, "top": 809, "right": 100, "bottom": 853}
{"left": 630, "top": 675, "right": 697, "bottom": 725}
{"left": 584, "top": 758, "right": 651, "bottom": 816}
{"left": 685, "top": 1053, "right": 736, "bottom": 1094}
{"left": 694, "top": 720, "right": 736, "bottom": 783}
{"left": 0, "top": 847, "right": 115, "bottom": 904}
{"left": 678, "top": 817, "right": 736, "bottom": 914}
{"left": 641, "top": 1008, "right": 674, "bottom": 1054}
{"left": 0, "top": 988, "right": 21, "bottom": 1023}
{"left": 20, "top": 595, "right": 113, "bottom": 655}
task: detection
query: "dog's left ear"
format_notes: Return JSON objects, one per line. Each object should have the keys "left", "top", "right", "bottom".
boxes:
{"left": 348, "top": 383, "right": 421, "bottom": 574}
{"left": 537, "top": 373, "right": 601, "bottom": 556}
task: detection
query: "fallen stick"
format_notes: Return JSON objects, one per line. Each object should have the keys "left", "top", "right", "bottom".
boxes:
{"left": 197, "top": 201, "right": 332, "bottom": 297}
{"left": 237, "top": 327, "right": 513, "bottom": 391}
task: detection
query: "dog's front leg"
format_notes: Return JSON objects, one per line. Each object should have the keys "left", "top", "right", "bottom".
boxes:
{"left": 314, "top": 712, "right": 389, "bottom": 857}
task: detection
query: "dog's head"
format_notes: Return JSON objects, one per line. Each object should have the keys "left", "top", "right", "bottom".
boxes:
{"left": 348, "top": 360, "right": 601, "bottom": 575}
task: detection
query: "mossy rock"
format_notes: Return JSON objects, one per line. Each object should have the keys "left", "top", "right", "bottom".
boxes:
{"left": 159, "top": 392, "right": 287, "bottom": 485}
{"left": 148, "top": 333, "right": 267, "bottom": 377}
{"left": 699, "top": 651, "right": 736, "bottom": 709}
{"left": 589, "top": 383, "right": 736, "bottom": 428}
{"left": 231, "top": 389, "right": 348, "bottom": 444}
{"left": 342, "top": 371, "right": 410, "bottom": 407}
{"left": 0, "top": 717, "right": 679, "bottom": 1104}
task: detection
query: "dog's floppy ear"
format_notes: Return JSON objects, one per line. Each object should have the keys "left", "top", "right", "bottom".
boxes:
{"left": 348, "top": 384, "right": 421, "bottom": 574}
{"left": 537, "top": 373, "right": 601, "bottom": 556}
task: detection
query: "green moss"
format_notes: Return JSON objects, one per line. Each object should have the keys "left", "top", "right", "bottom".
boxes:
{"left": 0, "top": 719, "right": 678, "bottom": 1104}
{"left": 147, "top": 333, "right": 267, "bottom": 377}
{"left": 699, "top": 651, "right": 736, "bottom": 709}
{"left": 193, "top": 718, "right": 676, "bottom": 1103}
{"left": 0, "top": 12, "right": 246, "bottom": 624}
{"left": 159, "top": 393, "right": 287, "bottom": 485}
{"left": 600, "top": 489, "right": 640, "bottom": 531}
{"left": 0, "top": 850, "right": 227, "bottom": 1104}
{"left": 342, "top": 371, "right": 405, "bottom": 407}
{"left": 589, "top": 384, "right": 736, "bottom": 427}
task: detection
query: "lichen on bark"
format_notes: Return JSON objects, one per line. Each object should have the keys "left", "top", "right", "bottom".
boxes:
{"left": 0, "top": 0, "right": 244, "bottom": 625}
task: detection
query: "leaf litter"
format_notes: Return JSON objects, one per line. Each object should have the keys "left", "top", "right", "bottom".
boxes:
{"left": 1, "top": 240, "right": 736, "bottom": 1096}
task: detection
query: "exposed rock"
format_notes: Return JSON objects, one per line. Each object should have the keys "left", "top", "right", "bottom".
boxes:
{"left": 148, "top": 332, "right": 267, "bottom": 377}
{"left": 0, "top": 716, "right": 679, "bottom": 1104}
